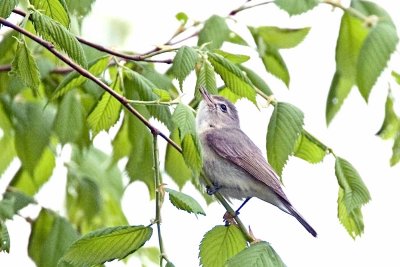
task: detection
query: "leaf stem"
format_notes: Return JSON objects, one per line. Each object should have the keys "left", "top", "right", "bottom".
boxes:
{"left": 152, "top": 133, "right": 170, "bottom": 266}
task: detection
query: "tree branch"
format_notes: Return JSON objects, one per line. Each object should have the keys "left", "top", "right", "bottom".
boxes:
{"left": 0, "top": 17, "right": 182, "bottom": 152}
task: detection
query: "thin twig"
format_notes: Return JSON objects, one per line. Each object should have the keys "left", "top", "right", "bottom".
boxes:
{"left": 0, "top": 17, "right": 182, "bottom": 152}
{"left": 229, "top": 1, "right": 274, "bottom": 16}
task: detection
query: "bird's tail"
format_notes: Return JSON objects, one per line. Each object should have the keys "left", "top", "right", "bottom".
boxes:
{"left": 286, "top": 204, "right": 317, "bottom": 237}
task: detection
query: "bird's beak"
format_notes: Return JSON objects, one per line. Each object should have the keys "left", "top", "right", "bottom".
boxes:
{"left": 199, "top": 86, "right": 215, "bottom": 107}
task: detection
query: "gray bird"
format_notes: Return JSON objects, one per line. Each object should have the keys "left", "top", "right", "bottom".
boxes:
{"left": 196, "top": 87, "right": 317, "bottom": 237}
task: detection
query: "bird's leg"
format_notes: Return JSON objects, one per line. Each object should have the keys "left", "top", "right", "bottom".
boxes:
{"left": 235, "top": 197, "right": 252, "bottom": 215}
{"left": 206, "top": 183, "right": 221, "bottom": 195}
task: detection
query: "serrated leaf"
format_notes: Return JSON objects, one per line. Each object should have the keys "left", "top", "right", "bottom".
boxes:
{"left": 11, "top": 101, "right": 55, "bottom": 175}
{"left": 172, "top": 103, "right": 196, "bottom": 138}
{"left": 335, "top": 157, "right": 370, "bottom": 214}
{"left": 182, "top": 134, "right": 203, "bottom": 176}
{"left": 208, "top": 53, "right": 256, "bottom": 103}
{"left": 274, "top": 0, "right": 318, "bottom": 15}
{"left": 199, "top": 225, "right": 247, "bottom": 267}
{"left": 376, "top": 91, "right": 399, "bottom": 139}
{"left": 172, "top": 46, "right": 198, "bottom": 89}
{"left": 337, "top": 188, "right": 365, "bottom": 239}
{"left": 267, "top": 102, "right": 304, "bottom": 176}
{"left": 0, "top": 0, "right": 18, "bottom": 20}
{"left": 357, "top": 22, "right": 398, "bottom": 101}
{"left": 0, "top": 198, "right": 14, "bottom": 220}
{"left": 60, "top": 225, "right": 152, "bottom": 267}
{"left": 2, "top": 190, "right": 35, "bottom": 213}
{"left": 153, "top": 88, "right": 171, "bottom": 101}
{"left": 11, "top": 39, "right": 41, "bottom": 93}
{"left": 227, "top": 241, "right": 286, "bottom": 267}
{"left": 52, "top": 56, "right": 109, "bottom": 100}
{"left": 294, "top": 132, "right": 327, "bottom": 164}
{"left": 251, "top": 26, "right": 310, "bottom": 49}
{"left": 227, "top": 31, "right": 248, "bottom": 46}
{"left": 219, "top": 87, "right": 241, "bottom": 104}
{"left": 87, "top": 79, "right": 122, "bottom": 137}
{"left": 125, "top": 106, "right": 155, "bottom": 199}
{"left": 29, "top": 209, "right": 79, "bottom": 267}
{"left": 165, "top": 188, "right": 205, "bottom": 216}
{"left": 0, "top": 220, "right": 10, "bottom": 253}
{"left": 195, "top": 60, "right": 217, "bottom": 101}
{"left": 111, "top": 116, "right": 132, "bottom": 163}
{"left": 239, "top": 65, "right": 272, "bottom": 96}
{"left": 215, "top": 50, "right": 250, "bottom": 64}
{"left": 11, "top": 147, "right": 56, "bottom": 196}
{"left": 31, "top": 10, "right": 87, "bottom": 67}
{"left": 54, "top": 90, "right": 85, "bottom": 144}
{"left": 390, "top": 134, "right": 400, "bottom": 166}
{"left": 198, "top": 15, "right": 230, "bottom": 50}
{"left": 125, "top": 70, "right": 173, "bottom": 129}
{"left": 31, "top": 0, "right": 70, "bottom": 27}
{"left": 165, "top": 129, "right": 192, "bottom": 189}
{"left": 261, "top": 44, "right": 289, "bottom": 87}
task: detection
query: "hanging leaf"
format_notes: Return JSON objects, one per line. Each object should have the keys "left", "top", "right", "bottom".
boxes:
{"left": 31, "top": 0, "right": 70, "bottom": 28}
{"left": 195, "top": 59, "right": 217, "bottom": 100}
{"left": 172, "top": 46, "right": 198, "bottom": 89}
{"left": 294, "top": 131, "right": 327, "bottom": 164}
{"left": 60, "top": 225, "right": 152, "bottom": 267}
{"left": 227, "top": 241, "right": 286, "bottom": 267}
{"left": 10, "top": 39, "right": 41, "bottom": 94}
{"left": 111, "top": 116, "right": 132, "bottom": 164}
{"left": 337, "top": 188, "right": 365, "bottom": 239}
{"left": 198, "top": 15, "right": 230, "bottom": 50}
{"left": 261, "top": 45, "right": 290, "bottom": 87}
{"left": 250, "top": 26, "right": 310, "bottom": 49}
{"left": 172, "top": 103, "right": 196, "bottom": 138}
{"left": 239, "top": 65, "right": 272, "bottom": 96}
{"left": 274, "top": 0, "right": 319, "bottom": 15}
{"left": 31, "top": 10, "right": 87, "bottom": 67}
{"left": 376, "top": 91, "right": 399, "bottom": 140}
{"left": 29, "top": 209, "right": 79, "bottom": 267}
{"left": 390, "top": 134, "right": 400, "bottom": 166}
{"left": 208, "top": 53, "right": 256, "bottom": 103}
{"left": 267, "top": 102, "right": 304, "bottom": 176}
{"left": 214, "top": 50, "right": 250, "bottom": 64}
{"left": 165, "top": 188, "right": 205, "bottom": 216}
{"left": 0, "top": 220, "right": 10, "bottom": 253}
{"left": 199, "top": 225, "right": 247, "bottom": 267}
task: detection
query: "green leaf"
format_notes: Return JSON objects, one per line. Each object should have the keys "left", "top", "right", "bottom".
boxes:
{"left": 53, "top": 90, "right": 85, "bottom": 144}
{"left": 60, "top": 225, "right": 152, "bottom": 267}
{"left": 125, "top": 70, "right": 173, "bottom": 130}
{"left": 66, "top": 0, "right": 95, "bottom": 17}
{"left": 219, "top": 87, "right": 241, "bottom": 104}
{"left": 10, "top": 147, "right": 56, "bottom": 196}
{"left": 66, "top": 146, "right": 127, "bottom": 231}
{"left": 392, "top": 71, "right": 400, "bottom": 84}
{"left": 227, "top": 31, "right": 248, "bottom": 46}
{"left": 267, "top": 102, "right": 304, "bottom": 176}
{"left": 52, "top": 56, "right": 110, "bottom": 100}
{"left": 11, "top": 101, "right": 55, "bottom": 175}
{"left": 165, "top": 129, "right": 192, "bottom": 189}
{"left": 227, "top": 241, "right": 286, "bottom": 267}
{"left": 153, "top": 88, "right": 171, "bottom": 101}
{"left": 172, "top": 46, "right": 198, "bottom": 88}
{"left": 172, "top": 103, "right": 196, "bottom": 138}
{"left": 199, "top": 225, "right": 247, "bottom": 267}
{"left": 274, "top": 0, "right": 319, "bottom": 15}
{"left": 0, "top": 220, "right": 10, "bottom": 253}
{"left": 2, "top": 190, "right": 36, "bottom": 214}
{"left": 31, "top": 10, "right": 87, "bottom": 67}
{"left": 195, "top": 59, "right": 217, "bottom": 101}
{"left": 0, "top": 198, "right": 14, "bottom": 220}
{"left": 31, "top": 0, "right": 70, "bottom": 27}
{"left": 165, "top": 188, "right": 205, "bottom": 216}
{"left": 357, "top": 22, "right": 399, "bottom": 101}
{"left": 111, "top": 116, "right": 132, "bottom": 163}
{"left": 29, "top": 209, "right": 79, "bottom": 267}
{"left": 0, "top": 0, "right": 18, "bottom": 20}
{"left": 0, "top": 135, "right": 16, "bottom": 177}
{"left": 376, "top": 91, "right": 399, "bottom": 139}
{"left": 335, "top": 157, "right": 370, "bottom": 213}
{"left": 198, "top": 15, "right": 230, "bottom": 50}
{"left": 260, "top": 45, "right": 289, "bottom": 87}
{"left": 214, "top": 50, "right": 250, "bottom": 64}
{"left": 239, "top": 65, "right": 272, "bottom": 96}
{"left": 208, "top": 53, "right": 256, "bottom": 103}
{"left": 176, "top": 12, "right": 188, "bottom": 25}
{"left": 11, "top": 39, "right": 41, "bottom": 93}
{"left": 181, "top": 134, "right": 203, "bottom": 176}
{"left": 251, "top": 26, "right": 310, "bottom": 49}
{"left": 294, "top": 132, "right": 327, "bottom": 164}
{"left": 87, "top": 79, "right": 122, "bottom": 137}
{"left": 337, "top": 188, "right": 365, "bottom": 239}
{"left": 390, "top": 134, "right": 400, "bottom": 166}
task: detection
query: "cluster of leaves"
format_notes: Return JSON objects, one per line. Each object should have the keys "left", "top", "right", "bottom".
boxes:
{"left": 0, "top": 0, "right": 398, "bottom": 266}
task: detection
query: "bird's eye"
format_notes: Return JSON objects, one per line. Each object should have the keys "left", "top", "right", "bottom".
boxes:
{"left": 219, "top": 103, "right": 228, "bottom": 113}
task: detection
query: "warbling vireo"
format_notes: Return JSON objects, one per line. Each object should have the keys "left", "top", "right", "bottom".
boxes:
{"left": 196, "top": 87, "right": 317, "bottom": 237}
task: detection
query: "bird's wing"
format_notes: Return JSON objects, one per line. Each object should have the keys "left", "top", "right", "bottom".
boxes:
{"left": 205, "top": 128, "right": 289, "bottom": 202}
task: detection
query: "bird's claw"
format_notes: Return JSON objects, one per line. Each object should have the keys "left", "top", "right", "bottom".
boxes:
{"left": 223, "top": 211, "right": 238, "bottom": 226}
{"left": 206, "top": 183, "right": 221, "bottom": 195}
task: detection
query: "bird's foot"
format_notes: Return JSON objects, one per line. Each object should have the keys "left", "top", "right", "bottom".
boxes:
{"left": 223, "top": 211, "right": 238, "bottom": 226}
{"left": 206, "top": 183, "right": 221, "bottom": 195}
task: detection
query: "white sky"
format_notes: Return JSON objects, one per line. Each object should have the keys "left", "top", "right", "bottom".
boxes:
{"left": 1, "top": 0, "right": 400, "bottom": 266}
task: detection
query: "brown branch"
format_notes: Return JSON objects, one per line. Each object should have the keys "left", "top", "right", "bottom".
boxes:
{"left": 0, "top": 64, "right": 74, "bottom": 74}
{"left": 0, "top": 17, "right": 182, "bottom": 153}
